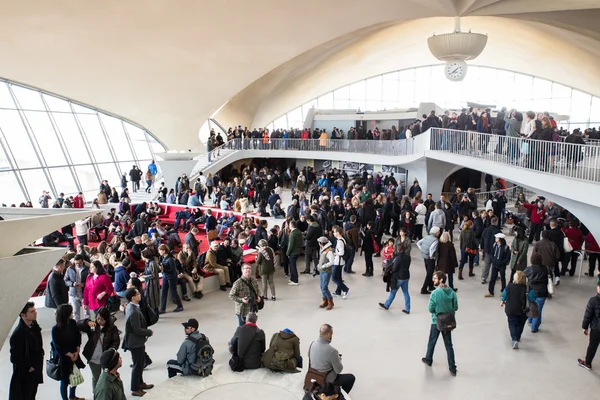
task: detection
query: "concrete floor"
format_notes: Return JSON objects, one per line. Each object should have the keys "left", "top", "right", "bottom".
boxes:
{"left": 193, "top": 383, "right": 298, "bottom": 400}
{"left": 1, "top": 192, "right": 599, "bottom": 399}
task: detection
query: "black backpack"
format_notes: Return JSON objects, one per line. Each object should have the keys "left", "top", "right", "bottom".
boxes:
{"left": 196, "top": 252, "right": 207, "bottom": 277}
{"left": 186, "top": 334, "right": 215, "bottom": 377}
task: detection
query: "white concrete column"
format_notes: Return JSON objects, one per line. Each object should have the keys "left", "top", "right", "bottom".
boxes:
{"left": 156, "top": 160, "right": 199, "bottom": 190}
{"left": 405, "top": 158, "right": 461, "bottom": 198}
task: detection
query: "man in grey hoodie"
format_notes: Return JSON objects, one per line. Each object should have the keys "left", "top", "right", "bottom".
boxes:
{"left": 427, "top": 203, "right": 446, "bottom": 233}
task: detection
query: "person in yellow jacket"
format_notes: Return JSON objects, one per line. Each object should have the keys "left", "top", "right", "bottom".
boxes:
{"left": 319, "top": 130, "right": 329, "bottom": 148}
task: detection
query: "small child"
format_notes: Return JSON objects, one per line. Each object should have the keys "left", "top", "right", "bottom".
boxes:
{"left": 381, "top": 238, "right": 396, "bottom": 275}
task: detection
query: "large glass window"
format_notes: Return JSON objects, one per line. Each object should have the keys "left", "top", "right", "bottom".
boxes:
{"left": 269, "top": 64, "right": 600, "bottom": 132}
{"left": 0, "top": 77, "right": 165, "bottom": 205}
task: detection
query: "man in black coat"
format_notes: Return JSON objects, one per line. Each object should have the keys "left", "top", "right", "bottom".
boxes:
{"left": 547, "top": 219, "right": 565, "bottom": 281}
{"left": 254, "top": 220, "right": 269, "bottom": 244}
{"left": 302, "top": 215, "right": 322, "bottom": 274}
{"left": 184, "top": 228, "right": 201, "bottom": 258}
{"left": 480, "top": 217, "right": 501, "bottom": 284}
{"left": 9, "top": 302, "right": 44, "bottom": 400}
{"left": 45, "top": 259, "right": 68, "bottom": 309}
{"left": 578, "top": 280, "right": 600, "bottom": 370}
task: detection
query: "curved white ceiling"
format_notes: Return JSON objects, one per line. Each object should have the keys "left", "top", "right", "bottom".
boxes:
{"left": 0, "top": 1, "right": 599, "bottom": 148}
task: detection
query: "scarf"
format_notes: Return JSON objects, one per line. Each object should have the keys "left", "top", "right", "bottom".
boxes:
{"left": 258, "top": 247, "right": 271, "bottom": 261}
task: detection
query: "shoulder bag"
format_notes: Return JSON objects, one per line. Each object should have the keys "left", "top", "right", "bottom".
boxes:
{"left": 242, "top": 278, "right": 264, "bottom": 311}
{"left": 229, "top": 331, "right": 257, "bottom": 372}
{"left": 371, "top": 233, "right": 380, "bottom": 253}
{"left": 526, "top": 286, "right": 539, "bottom": 319}
{"left": 436, "top": 296, "right": 457, "bottom": 332}
{"left": 303, "top": 341, "right": 331, "bottom": 392}
{"left": 563, "top": 232, "right": 573, "bottom": 253}
{"left": 45, "top": 343, "right": 61, "bottom": 381}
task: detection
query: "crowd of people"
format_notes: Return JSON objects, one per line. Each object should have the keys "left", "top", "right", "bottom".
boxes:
{"left": 8, "top": 154, "right": 600, "bottom": 399}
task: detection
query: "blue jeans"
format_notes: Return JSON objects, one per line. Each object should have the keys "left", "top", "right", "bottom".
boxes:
{"left": 507, "top": 314, "right": 527, "bottom": 341}
{"left": 425, "top": 324, "right": 456, "bottom": 372}
{"left": 332, "top": 265, "right": 348, "bottom": 295}
{"left": 344, "top": 249, "right": 355, "bottom": 272}
{"left": 60, "top": 379, "right": 76, "bottom": 400}
{"left": 320, "top": 271, "right": 332, "bottom": 299}
{"left": 236, "top": 314, "right": 244, "bottom": 326}
{"left": 160, "top": 274, "right": 183, "bottom": 311}
{"left": 528, "top": 297, "right": 546, "bottom": 332}
{"left": 384, "top": 279, "right": 410, "bottom": 311}
{"left": 289, "top": 254, "right": 299, "bottom": 283}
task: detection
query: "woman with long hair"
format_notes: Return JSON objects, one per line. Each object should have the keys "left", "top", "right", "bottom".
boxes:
{"left": 379, "top": 243, "right": 411, "bottom": 312}
{"left": 141, "top": 248, "right": 161, "bottom": 311}
{"left": 83, "top": 261, "right": 115, "bottom": 315}
{"left": 51, "top": 304, "right": 85, "bottom": 400}
{"left": 458, "top": 220, "right": 477, "bottom": 280}
{"left": 77, "top": 306, "right": 120, "bottom": 391}
{"left": 437, "top": 232, "right": 459, "bottom": 291}
{"left": 501, "top": 270, "right": 534, "bottom": 349}
{"left": 256, "top": 239, "right": 276, "bottom": 300}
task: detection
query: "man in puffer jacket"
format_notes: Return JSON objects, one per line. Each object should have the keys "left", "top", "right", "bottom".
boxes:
{"left": 578, "top": 279, "right": 600, "bottom": 370}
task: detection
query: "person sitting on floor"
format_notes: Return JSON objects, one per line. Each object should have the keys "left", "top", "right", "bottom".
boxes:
{"left": 229, "top": 312, "right": 266, "bottom": 371}
{"left": 262, "top": 328, "right": 301, "bottom": 373}
{"left": 167, "top": 318, "right": 214, "bottom": 378}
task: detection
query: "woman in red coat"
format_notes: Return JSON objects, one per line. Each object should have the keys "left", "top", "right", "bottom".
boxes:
{"left": 562, "top": 220, "right": 584, "bottom": 277}
{"left": 523, "top": 200, "right": 546, "bottom": 243}
{"left": 83, "top": 261, "right": 115, "bottom": 314}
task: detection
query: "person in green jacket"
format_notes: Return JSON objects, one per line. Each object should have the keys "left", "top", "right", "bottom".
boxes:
{"left": 287, "top": 220, "right": 303, "bottom": 285}
{"left": 94, "top": 348, "right": 127, "bottom": 400}
{"left": 422, "top": 271, "right": 458, "bottom": 376}
{"left": 509, "top": 227, "right": 529, "bottom": 282}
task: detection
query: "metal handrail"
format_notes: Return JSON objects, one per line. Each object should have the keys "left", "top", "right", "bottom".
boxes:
{"left": 429, "top": 128, "right": 600, "bottom": 183}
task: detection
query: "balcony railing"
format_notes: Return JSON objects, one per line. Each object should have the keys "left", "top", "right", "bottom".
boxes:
{"left": 429, "top": 128, "right": 600, "bottom": 183}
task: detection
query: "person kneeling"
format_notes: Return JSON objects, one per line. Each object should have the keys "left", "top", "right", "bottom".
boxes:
{"left": 167, "top": 318, "right": 215, "bottom": 378}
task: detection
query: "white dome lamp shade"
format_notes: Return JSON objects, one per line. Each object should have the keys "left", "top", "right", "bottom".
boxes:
{"left": 427, "top": 17, "right": 487, "bottom": 81}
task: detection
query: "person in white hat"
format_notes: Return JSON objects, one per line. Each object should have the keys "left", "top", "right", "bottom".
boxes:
{"left": 485, "top": 233, "right": 511, "bottom": 297}
{"left": 316, "top": 237, "right": 335, "bottom": 310}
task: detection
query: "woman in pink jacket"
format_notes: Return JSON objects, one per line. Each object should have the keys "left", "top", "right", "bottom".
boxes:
{"left": 83, "top": 261, "right": 115, "bottom": 314}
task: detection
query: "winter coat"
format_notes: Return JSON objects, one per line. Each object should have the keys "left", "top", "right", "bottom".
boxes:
{"left": 436, "top": 242, "right": 458, "bottom": 274}
{"left": 262, "top": 331, "right": 301, "bottom": 373}
{"left": 509, "top": 238, "right": 529, "bottom": 270}
{"left": 582, "top": 295, "right": 600, "bottom": 331}
{"left": 459, "top": 228, "right": 476, "bottom": 250}
{"left": 256, "top": 247, "right": 276, "bottom": 275}
{"left": 83, "top": 273, "right": 114, "bottom": 310}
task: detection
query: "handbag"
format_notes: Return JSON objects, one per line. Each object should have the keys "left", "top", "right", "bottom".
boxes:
{"left": 371, "top": 233, "right": 380, "bottom": 253}
{"left": 303, "top": 342, "right": 331, "bottom": 392}
{"left": 106, "top": 295, "right": 121, "bottom": 314}
{"left": 547, "top": 274, "right": 555, "bottom": 295}
{"left": 465, "top": 247, "right": 477, "bottom": 255}
{"left": 144, "top": 306, "right": 159, "bottom": 327}
{"left": 436, "top": 297, "right": 457, "bottom": 332}
{"left": 207, "top": 229, "right": 218, "bottom": 240}
{"left": 242, "top": 278, "right": 264, "bottom": 311}
{"left": 526, "top": 288, "right": 539, "bottom": 319}
{"left": 563, "top": 234, "right": 573, "bottom": 253}
{"left": 229, "top": 332, "right": 257, "bottom": 372}
{"left": 45, "top": 344, "right": 61, "bottom": 381}
{"left": 69, "top": 365, "right": 85, "bottom": 387}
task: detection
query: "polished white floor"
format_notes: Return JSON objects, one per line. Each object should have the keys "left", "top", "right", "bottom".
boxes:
{"left": 1, "top": 191, "right": 599, "bottom": 399}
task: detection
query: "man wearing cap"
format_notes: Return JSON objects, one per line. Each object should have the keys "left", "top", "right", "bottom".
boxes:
{"left": 316, "top": 236, "right": 335, "bottom": 310}
{"left": 167, "top": 319, "right": 211, "bottom": 378}
{"left": 417, "top": 226, "right": 441, "bottom": 295}
{"left": 94, "top": 348, "right": 126, "bottom": 400}
{"left": 481, "top": 217, "right": 501, "bottom": 284}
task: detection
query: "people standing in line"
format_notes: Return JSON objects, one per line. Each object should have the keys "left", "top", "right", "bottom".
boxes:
{"left": 458, "top": 220, "right": 476, "bottom": 280}
{"left": 524, "top": 253, "right": 551, "bottom": 333}
{"left": 501, "top": 271, "right": 534, "bottom": 349}
{"left": 360, "top": 220, "right": 377, "bottom": 277}
{"left": 229, "top": 263, "right": 262, "bottom": 326}
{"left": 578, "top": 280, "right": 600, "bottom": 370}
{"left": 51, "top": 304, "right": 85, "bottom": 400}
{"left": 485, "top": 233, "right": 511, "bottom": 297}
{"left": 480, "top": 217, "right": 501, "bottom": 284}
{"left": 256, "top": 239, "right": 276, "bottom": 301}
{"left": 308, "top": 324, "right": 356, "bottom": 397}
{"left": 331, "top": 226, "right": 350, "bottom": 299}
{"left": 9, "top": 302, "right": 44, "bottom": 400}
{"left": 287, "top": 220, "right": 303, "bottom": 285}
{"left": 94, "top": 348, "right": 127, "bottom": 400}
{"left": 65, "top": 255, "right": 89, "bottom": 321}
{"left": 437, "top": 232, "right": 459, "bottom": 291}
{"left": 123, "top": 288, "right": 154, "bottom": 397}
{"left": 46, "top": 259, "right": 69, "bottom": 310}
{"left": 77, "top": 306, "right": 120, "bottom": 391}
{"left": 379, "top": 244, "right": 411, "bottom": 313}
{"left": 417, "top": 226, "right": 441, "bottom": 295}
{"left": 422, "top": 271, "right": 458, "bottom": 376}
{"left": 509, "top": 227, "right": 529, "bottom": 283}
{"left": 316, "top": 236, "right": 335, "bottom": 310}
{"left": 157, "top": 244, "right": 185, "bottom": 313}
{"left": 229, "top": 312, "right": 266, "bottom": 370}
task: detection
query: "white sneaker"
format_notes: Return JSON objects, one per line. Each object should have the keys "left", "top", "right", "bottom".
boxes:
{"left": 288, "top": 282, "right": 299, "bottom": 286}
{"left": 342, "top": 290, "right": 349, "bottom": 299}
{"left": 554, "top": 276, "right": 560, "bottom": 286}
{"left": 332, "top": 293, "right": 340, "bottom": 297}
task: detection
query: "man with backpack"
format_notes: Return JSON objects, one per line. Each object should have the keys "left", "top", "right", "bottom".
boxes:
{"left": 167, "top": 318, "right": 214, "bottom": 378}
